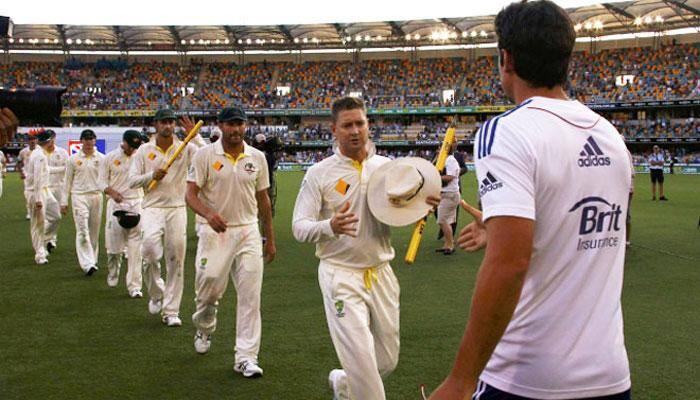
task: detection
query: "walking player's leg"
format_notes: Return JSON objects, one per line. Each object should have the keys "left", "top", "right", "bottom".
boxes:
{"left": 231, "top": 226, "right": 264, "bottom": 364}
{"left": 141, "top": 207, "right": 165, "bottom": 307}
{"left": 161, "top": 207, "right": 187, "bottom": 319}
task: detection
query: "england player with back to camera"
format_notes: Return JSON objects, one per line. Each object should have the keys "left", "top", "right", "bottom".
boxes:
{"left": 18, "top": 134, "right": 39, "bottom": 219}
{"left": 129, "top": 109, "right": 205, "bottom": 327}
{"left": 186, "top": 106, "right": 275, "bottom": 378}
{"left": 43, "top": 129, "right": 70, "bottom": 253}
{"left": 430, "top": 1, "right": 632, "bottom": 399}
{"left": 99, "top": 130, "right": 145, "bottom": 298}
{"left": 62, "top": 129, "right": 105, "bottom": 276}
{"left": 25, "top": 130, "right": 61, "bottom": 265}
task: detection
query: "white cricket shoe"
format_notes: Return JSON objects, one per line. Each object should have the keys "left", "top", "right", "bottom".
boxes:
{"left": 148, "top": 298, "right": 162, "bottom": 314}
{"left": 163, "top": 315, "right": 182, "bottom": 327}
{"left": 234, "top": 360, "right": 263, "bottom": 378}
{"left": 328, "top": 369, "right": 348, "bottom": 400}
{"left": 106, "top": 270, "right": 118, "bottom": 287}
{"left": 194, "top": 331, "right": 211, "bottom": 354}
{"left": 35, "top": 257, "right": 49, "bottom": 265}
{"left": 129, "top": 290, "right": 143, "bottom": 298}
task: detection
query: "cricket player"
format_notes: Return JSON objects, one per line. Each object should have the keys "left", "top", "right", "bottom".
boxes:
{"left": 18, "top": 133, "right": 39, "bottom": 219}
{"left": 129, "top": 109, "right": 204, "bottom": 327}
{"left": 43, "top": 130, "right": 70, "bottom": 252}
{"left": 186, "top": 106, "right": 275, "bottom": 378}
{"left": 436, "top": 142, "right": 461, "bottom": 254}
{"left": 62, "top": 129, "right": 104, "bottom": 276}
{"left": 99, "top": 130, "right": 145, "bottom": 297}
{"left": 25, "top": 130, "right": 60, "bottom": 265}
{"left": 429, "top": 2, "right": 631, "bottom": 399}
{"left": 0, "top": 149, "right": 6, "bottom": 198}
{"left": 292, "top": 97, "right": 438, "bottom": 400}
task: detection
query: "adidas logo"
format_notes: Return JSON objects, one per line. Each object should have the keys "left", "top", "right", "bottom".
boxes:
{"left": 578, "top": 136, "right": 611, "bottom": 167}
{"left": 479, "top": 172, "right": 503, "bottom": 196}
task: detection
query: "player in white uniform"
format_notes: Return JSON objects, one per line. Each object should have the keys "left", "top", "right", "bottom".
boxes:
{"left": 0, "top": 149, "right": 6, "bottom": 198}
{"left": 62, "top": 129, "right": 105, "bottom": 276}
{"left": 293, "top": 97, "right": 439, "bottom": 400}
{"left": 430, "top": 2, "right": 631, "bottom": 399}
{"left": 99, "top": 130, "right": 145, "bottom": 297}
{"left": 43, "top": 130, "right": 70, "bottom": 252}
{"left": 436, "top": 143, "right": 461, "bottom": 254}
{"left": 25, "top": 130, "right": 60, "bottom": 265}
{"left": 129, "top": 109, "right": 204, "bottom": 327}
{"left": 18, "top": 134, "right": 39, "bottom": 219}
{"left": 186, "top": 106, "right": 275, "bottom": 378}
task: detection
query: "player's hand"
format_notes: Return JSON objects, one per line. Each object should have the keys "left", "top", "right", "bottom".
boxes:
{"left": 206, "top": 212, "right": 228, "bottom": 233}
{"left": 457, "top": 200, "right": 487, "bottom": 252}
{"left": 152, "top": 168, "right": 167, "bottom": 181}
{"left": 60, "top": 206, "right": 68, "bottom": 215}
{"left": 426, "top": 376, "right": 476, "bottom": 400}
{"left": 330, "top": 201, "right": 358, "bottom": 237}
{"left": 426, "top": 194, "right": 441, "bottom": 210}
{"left": 107, "top": 189, "right": 124, "bottom": 203}
{"left": 180, "top": 116, "right": 196, "bottom": 134}
{"left": 35, "top": 201, "right": 43, "bottom": 211}
{"left": 0, "top": 108, "right": 19, "bottom": 148}
{"left": 264, "top": 240, "right": 276, "bottom": 264}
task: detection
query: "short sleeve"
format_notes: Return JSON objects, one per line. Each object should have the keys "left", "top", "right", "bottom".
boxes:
{"left": 474, "top": 118, "right": 535, "bottom": 222}
{"left": 256, "top": 153, "right": 270, "bottom": 191}
{"left": 446, "top": 156, "right": 460, "bottom": 177}
{"left": 187, "top": 148, "right": 208, "bottom": 189}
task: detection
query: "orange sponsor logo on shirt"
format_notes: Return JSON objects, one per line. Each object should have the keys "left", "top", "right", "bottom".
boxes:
{"left": 213, "top": 161, "right": 224, "bottom": 171}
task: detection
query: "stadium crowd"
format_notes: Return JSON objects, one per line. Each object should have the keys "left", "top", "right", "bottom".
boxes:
{"left": 1, "top": 44, "right": 698, "bottom": 110}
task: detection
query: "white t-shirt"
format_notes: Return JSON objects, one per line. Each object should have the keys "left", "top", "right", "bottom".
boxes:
{"left": 474, "top": 97, "right": 631, "bottom": 399}
{"left": 187, "top": 141, "right": 269, "bottom": 227}
{"left": 441, "top": 155, "right": 460, "bottom": 193}
{"left": 648, "top": 152, "right": 664, "bottom": 170}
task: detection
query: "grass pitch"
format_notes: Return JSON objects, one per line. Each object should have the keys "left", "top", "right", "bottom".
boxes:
{"left": 0, "top": 172, "right": 698, "bottom": 399}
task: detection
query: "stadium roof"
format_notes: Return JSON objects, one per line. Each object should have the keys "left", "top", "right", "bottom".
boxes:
{"left": 2, "top": 0, "right": 699, "bottom": 53}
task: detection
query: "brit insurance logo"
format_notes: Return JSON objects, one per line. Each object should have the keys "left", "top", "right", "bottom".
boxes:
{"left": 479, "top": 172, "right": 503, "bottom": 196}
{"left": 568, "top": 196, "right": 623, "bottom": 251}
{"left": 578, "top": 136, "right": 610, "bottom": 168}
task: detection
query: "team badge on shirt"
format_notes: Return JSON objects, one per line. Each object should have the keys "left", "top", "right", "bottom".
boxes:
{"left": 213, "top": 161, "right": 224, "bottom": 171}
{"left": 148, "top": 153, "right": 156, "bottom": 161}
{"left": 335, "top": 300, "right": 345, "bottom": 318}
{"left": 335, "top": 179, "right": 350, "bottom": 195}
{"left": 244, "top": 162, "right": 256, "bottom": 173}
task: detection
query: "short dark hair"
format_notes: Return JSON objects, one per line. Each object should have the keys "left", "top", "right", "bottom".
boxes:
{"left": 495, "top": 0, "right": 576, "bottom": 88}
{"left": 331, "top": 97, "right": 366, "bottom": 123}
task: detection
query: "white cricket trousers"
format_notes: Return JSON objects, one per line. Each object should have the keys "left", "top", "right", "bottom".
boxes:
{"left": 141, "top": 206, "right": 187, "bottom": 317}
{"left": 105, "top": 199, "right": 143, "bottom": 293}
{"left": 29, "top": 189, "right": 59, "bottom": 262}
{"left": 318, "top": 261, "right": 400, "bottom": 400}
{"left": 72, "top": 192, "right": 103, "bottom": 272}
{"left": 45, "top": 186, "right": 63, "bottom": 246}
{"left": 192, "top": 223, "right": 264, "bottom": 364}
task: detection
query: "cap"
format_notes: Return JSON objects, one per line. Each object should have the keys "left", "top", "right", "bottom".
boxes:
{"left": 80, "top": 129, "right": 96, "bottom": 140}
{"left": 153, "top": 109, "right": 177, "bottom": 121}
{"left": 36, "top": 129, "right": 53, "bottom": 143}
{"left": 123, "top": 130, "right": 143, "bottom": 149}
{"left": 217, "top": 106, "right": 248, "bottom": 123}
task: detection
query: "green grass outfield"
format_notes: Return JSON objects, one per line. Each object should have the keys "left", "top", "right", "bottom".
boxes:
{"left": 0, "top": 171, "right": 698, "bottom": 399}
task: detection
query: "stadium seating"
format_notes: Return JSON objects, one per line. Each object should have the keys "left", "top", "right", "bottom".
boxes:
{"left": 1, "top": 44, "right": 698, "bottom": 110}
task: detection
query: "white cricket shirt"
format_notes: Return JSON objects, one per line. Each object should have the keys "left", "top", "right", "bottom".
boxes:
{"left": 99, "top": 148, "right": 143, "bottom": 200}
{"left": 292, "top": 143, "right": 395, "bottom": 269}
{"left": 187, "top": 141, "right": 269, "bottom": 227}
{"left": 62, "top": 150, "right": 104, "bottom": 206}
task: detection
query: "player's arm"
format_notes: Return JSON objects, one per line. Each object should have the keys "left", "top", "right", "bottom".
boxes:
{"left": 128, "top": 149, "right": 157, "bottom": 189}
{"left": 185, "top": 182, "right": 228, "bottom": 233}
{"left": 99, "top": 155, "right": 123, "bottom": 203}
{"left": 292, "top": 170, "right": 356, "bottom": 243}
{"left": 60, "top": 158, "right": 74, "bottom": 212}
{"left": 429, "top": 217, "right": 534, "bottom": 399}
{"left": 256, "top": 189, "right": 276, "bottom": 263}
{"left": 17, "top": 151, "right": 26, "bottom": 179}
